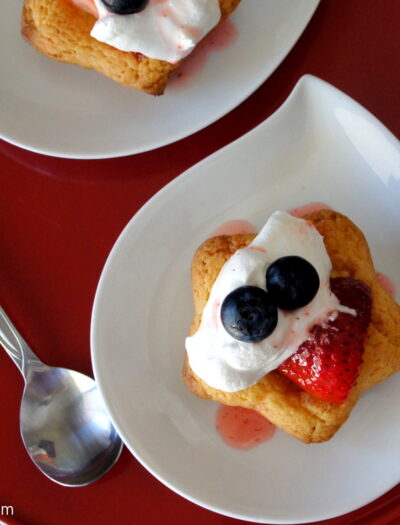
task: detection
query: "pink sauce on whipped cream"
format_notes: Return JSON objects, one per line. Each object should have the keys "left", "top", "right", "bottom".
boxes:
{"left": 216, "top": 405, "right": 276, "bottom": 450}
{"left": 87, "top": 0, "right": 222, "bottom": 63}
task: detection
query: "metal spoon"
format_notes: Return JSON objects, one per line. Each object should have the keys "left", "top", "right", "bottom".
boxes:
{"left": 0, "top": 305, "right": 123, "bottom": 486}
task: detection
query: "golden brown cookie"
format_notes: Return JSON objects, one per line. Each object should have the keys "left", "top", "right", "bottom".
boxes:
{"left": 183, "top": 210, "right": 400, "bottom": 443}
{"left": 21, "top": 0, "right": 241, "bottom": 95}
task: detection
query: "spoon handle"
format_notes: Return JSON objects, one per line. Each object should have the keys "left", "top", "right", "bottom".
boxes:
{"left": 0, "top": 306, "right": 43, "bottom": 378}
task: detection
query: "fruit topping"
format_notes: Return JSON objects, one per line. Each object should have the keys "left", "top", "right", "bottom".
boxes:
{"left": 101, "top": 0, "right": 149, "bottom": 15}
{"left": 220, "top": 286, "right": 278, "bottom": 343}
{"left": 278, "top": 277, "right": 372, "bottom": 403}
{"left": 266, "top": 255, "right": 320, "bottom": 310}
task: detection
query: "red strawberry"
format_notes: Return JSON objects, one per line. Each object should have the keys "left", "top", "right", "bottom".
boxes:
{"left": 278, "top": 278, "right": 372, "bottom": 403}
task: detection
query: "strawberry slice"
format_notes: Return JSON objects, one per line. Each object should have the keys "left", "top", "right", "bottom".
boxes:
{"left": 278, "top": 278, "right": 372, "bottom": 403}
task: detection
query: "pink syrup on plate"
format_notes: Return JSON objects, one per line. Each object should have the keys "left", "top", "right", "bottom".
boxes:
{"left": 210, "top": 220, "right": 257, "bottom": 237}
{"left": 289, "top": 202, "right": 332, "bottom": 217}
{"left": 169, "top": 19, "right": 238, "bottom": 88}
{"left": 216, "top": 405, "right": 276, "bottom": 450}
{"left": 376, "top": 272, "right": 396, "bottom": 298}
{"left": 210, "top": 204, "right": 332, "bottom": 237}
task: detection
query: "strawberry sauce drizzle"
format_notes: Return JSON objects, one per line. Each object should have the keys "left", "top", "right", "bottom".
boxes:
{"left": 216, "top": 405, "right": 276, "bottom": 450}
{"left": 289, "top": 202, "right": 332, "bottom": 217}
{"left": 210, "top": 220, "right": 256, "bottom": 237}
{"left": 170, "top": 19, "right": 238, "bottom": 88}
{"left": 376, "top": 272, "right": 396, "bottom": 298}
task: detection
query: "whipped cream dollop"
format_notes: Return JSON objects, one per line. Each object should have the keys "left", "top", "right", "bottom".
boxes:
{"left": 91, "top": 0, "right": 221, "bottom": 63}
{"left": 185, "top": 211, "right": 354, "bottom": 392}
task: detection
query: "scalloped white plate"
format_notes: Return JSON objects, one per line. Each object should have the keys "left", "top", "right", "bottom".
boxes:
{"left": 0, "top": 0, "right": 319, "bottom": 159}
{"left": 91, "top": 75, "right": 400, "bottom": 523}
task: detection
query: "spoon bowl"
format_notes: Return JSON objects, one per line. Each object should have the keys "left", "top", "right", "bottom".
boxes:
{"left": 0, "top": 306, "right": 123, "bottom": 486}
{"left": 21, "top": 366, "right": 122, "bottom": 486}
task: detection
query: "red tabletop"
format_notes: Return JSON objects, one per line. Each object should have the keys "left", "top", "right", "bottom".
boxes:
{"left": 1, "top": 1, "right": 399, "bottom": 524}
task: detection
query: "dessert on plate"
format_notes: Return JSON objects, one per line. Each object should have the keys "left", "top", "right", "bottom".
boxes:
{"left": 21, "top": 0, "right": 241, "bottom": 94}
{"left": 183, "top": 209, "right": 400, "bottom": 443}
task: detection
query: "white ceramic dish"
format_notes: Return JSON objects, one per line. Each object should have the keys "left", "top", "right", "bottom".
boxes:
{"left": 0, "top": 0, "right": 319, "bottom": 159}
{"left": 91, "top": 75, "right": 400, "bottom": 523}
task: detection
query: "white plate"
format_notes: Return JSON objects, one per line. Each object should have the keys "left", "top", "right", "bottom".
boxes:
{"left": 0, "top": 0, "right": 319, "bottom": 159}
{"left": 91, "top": 75, "right": 400, "bottom": 523}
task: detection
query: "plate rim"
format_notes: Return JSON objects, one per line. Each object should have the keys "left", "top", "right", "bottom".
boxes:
{"left": 90, "top": 74, "right": 400, "bottom": 524}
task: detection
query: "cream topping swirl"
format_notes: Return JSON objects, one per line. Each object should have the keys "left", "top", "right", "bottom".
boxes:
{"left": 91, "top": 0, "right": 221, "bottom": 63}
{"left": 185, "top": 211, "right": 354, "bottom": 392}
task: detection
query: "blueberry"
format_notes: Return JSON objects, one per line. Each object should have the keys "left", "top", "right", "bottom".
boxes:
{"left": 220, "top": 286, "right": 278, "bottom": 342}
{"left": 101, "top": 0, "right": 149, "bottom": 15}
{"left": 266, "top": 256, "right": 319, "bottom": 310}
